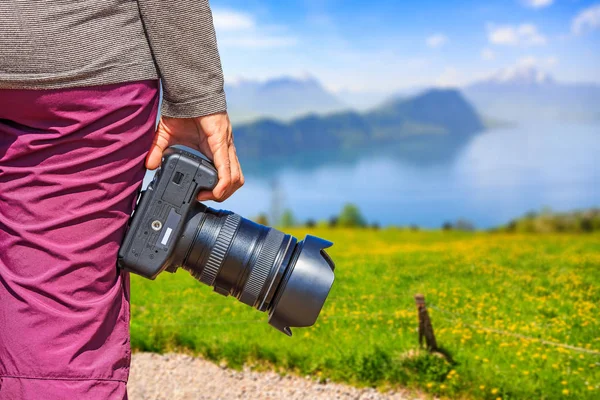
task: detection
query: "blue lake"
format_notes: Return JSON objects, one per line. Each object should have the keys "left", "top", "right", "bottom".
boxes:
{"left": 144, "top": 122, "right": 600, "bottom": 229}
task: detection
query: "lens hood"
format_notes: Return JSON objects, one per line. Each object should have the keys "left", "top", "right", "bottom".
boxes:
{"left": 268, "top": 235, "right": 335, "bottom": 336}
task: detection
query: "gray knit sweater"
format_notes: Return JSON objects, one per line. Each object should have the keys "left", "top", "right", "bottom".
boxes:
{"left": 0, "top": 0, "right": 226, "bottom": 118}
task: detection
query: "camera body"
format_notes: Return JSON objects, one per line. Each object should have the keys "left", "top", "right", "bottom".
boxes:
{"left": 118, "top": 145, "right": 217, "bottom": 279}
{"left": 118, "top": 145, "right": 335, "bottom": 336}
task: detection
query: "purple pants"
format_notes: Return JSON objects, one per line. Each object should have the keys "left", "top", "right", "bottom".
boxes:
{"left": 0, "top": 80, "right": 159, "bottom": 399}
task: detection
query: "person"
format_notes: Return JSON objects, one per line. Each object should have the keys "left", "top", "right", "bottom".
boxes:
{"left": 0, "top": 1, "right": 243, "bottom": 398}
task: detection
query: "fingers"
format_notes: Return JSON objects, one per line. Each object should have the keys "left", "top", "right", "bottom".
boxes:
{"left": 197, "top": 130, "right": 244, "bottom": 202}
{"left": 229, "top": 143, "right": 245, "bottom": 191}
{"left": 210, "top": 130, "right": 232, "bottom": 201}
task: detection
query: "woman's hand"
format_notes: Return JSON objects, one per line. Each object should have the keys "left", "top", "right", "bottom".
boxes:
{"left": 146, "top": 112, "right": 244, "bottom": 202}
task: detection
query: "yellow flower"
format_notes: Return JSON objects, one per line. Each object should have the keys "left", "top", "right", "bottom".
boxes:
{"left": 480, "top": 385, "right": 485, "bottom": 390}
{"left": 426, "top": 383, "right": 433, "bottom": 388}
{"left": 440, "top": 384, "right": 447, "bottom": 390}
{"left": 562, "top": 389, "right": 569, "bottom": 395}
{"left": 523, "top": 371, "right": 530, "bottom": 375}
{"left": 491, "top": 388, "right": 499, "bottom": 394}
{"left": 588, "top": 386, "right": 595, "bottom": 391}
{"left": 561, "top": 380, "right": 567, "bottom": 385}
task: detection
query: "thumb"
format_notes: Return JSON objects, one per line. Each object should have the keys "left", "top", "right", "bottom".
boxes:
{"left": 145, "top": 127, "right": 170, "bottom": 170}
{"left": 145, "top": 142, "right": 163, "bottom": 170}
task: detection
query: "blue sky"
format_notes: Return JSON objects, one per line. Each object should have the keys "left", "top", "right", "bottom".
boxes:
{"left": 210, "top": 0, "right": 600, "bottom": 93}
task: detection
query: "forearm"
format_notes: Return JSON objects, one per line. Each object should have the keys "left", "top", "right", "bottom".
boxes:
{"left": 137, "top": 0, "right": 227, "bottom": 118}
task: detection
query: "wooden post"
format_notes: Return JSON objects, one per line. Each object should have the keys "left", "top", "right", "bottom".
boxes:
{"left": 415, "top": 293, "right": 438, "bottom": 351}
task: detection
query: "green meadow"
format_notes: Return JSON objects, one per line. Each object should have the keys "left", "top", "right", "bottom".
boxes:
{"left": 130, "top": 229, "right": 600, "bottom": 399}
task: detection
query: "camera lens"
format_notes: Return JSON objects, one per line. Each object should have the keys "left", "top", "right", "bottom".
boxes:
{"left": 172, "top": 205, "right": 335, "bottom": 336}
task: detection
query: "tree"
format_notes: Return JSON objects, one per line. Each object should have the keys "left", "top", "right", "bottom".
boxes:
{"left": 454, "top": 218, "right": 475, "bottom": 232}
{"left": 328, "top": 216, "right": 338, "bottom": 228}
{"left": 337, "top": 203, "right": 367, "bottom": 228}
{"left": 280, "top": 209, "right": 296, "bottom": 228}
{"left": 305, "top": 219, "right": 316, "bottom": 228}
{"left": 254, "top": 213, "right": 269, "bottom": 226}
{"left": 506, "top": 220, "right": 517, "bottom": 232}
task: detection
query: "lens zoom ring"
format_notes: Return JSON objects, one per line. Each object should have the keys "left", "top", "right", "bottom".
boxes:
{"left": 200, "top": 213, "right": 241, "bottom": 286}
{"left": 240, "top": 229, "right": 285, "bottom": 307}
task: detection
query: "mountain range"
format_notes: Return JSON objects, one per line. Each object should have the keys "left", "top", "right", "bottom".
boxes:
{"left": 233, "top": 89, "right": 484, "bottom": 163}
{"left": 225, "top": 75, "right": 345, "bottom": 123}
{"left": 464, "top": 65, "right": 600, "bottom": 123}
{"left": 225, "top": 67, "right": 600, "bottom": 125}
{"left": 223, "top": 67, "right": 598, "bottom": 171}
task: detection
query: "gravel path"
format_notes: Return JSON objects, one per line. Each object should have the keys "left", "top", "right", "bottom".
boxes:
{"left": 129, "top": 353, "right": 420, "bottom": 400}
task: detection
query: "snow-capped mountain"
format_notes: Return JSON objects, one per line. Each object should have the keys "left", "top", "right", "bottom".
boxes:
{"left": 465, "top": 66, "right": 600, "bottom": 122}
{"left": 476, "top": 64, "right": 555, "bottom": 87}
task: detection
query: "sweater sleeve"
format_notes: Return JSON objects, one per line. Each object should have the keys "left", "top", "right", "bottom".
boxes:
{"left": 136, "top": 0, "right": 227, "bottom": 118}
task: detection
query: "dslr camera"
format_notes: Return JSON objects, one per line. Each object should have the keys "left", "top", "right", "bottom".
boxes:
{"left": 118, "top": 145, "right": 335, "bottom": 336}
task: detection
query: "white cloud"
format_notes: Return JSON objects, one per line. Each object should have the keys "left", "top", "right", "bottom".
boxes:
{"left": 218, "top": 36, "right": 298, "bottom": 49}
{"left": 517, "top": 56, "right": 538, "bottom": 67}
{"left": 313, "top": 49, "right": 434, "bottom": 92}
{"left": 517, "top": 55, "right": 559, "bottom": 67}
{"left": 436, "top": 67, "right": 462, "bottom": 87}
{"left": 481, "top": 48, "right": 495, "bottom": 61}
{"left": 522, "top": 0, "right": 553, "bottom": 9}
{"left": 572, "top": 4, "right": 600, "bottom": 35}
{"left": 213, "top": 8, "right": 297, "bottom": 49}
{"left": 487, "top": 23, "right": 547, "bottom": 46}
{"left": 212, "top": 9, "right": 255, "bottom": 31}
{"left": 545, "top": 56, "right": 558, "bottom": 66}
{"left": 426, "top": 34, "right": 448, "bottom": 48}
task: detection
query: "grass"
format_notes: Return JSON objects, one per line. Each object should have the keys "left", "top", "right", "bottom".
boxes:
{"left": 130, "top": 229, "right": 600, "bottom": 399}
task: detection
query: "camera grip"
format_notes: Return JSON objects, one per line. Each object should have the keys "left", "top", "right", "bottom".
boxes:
{"left": 118, "top": 145, "right": 218, "bottom": 279}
